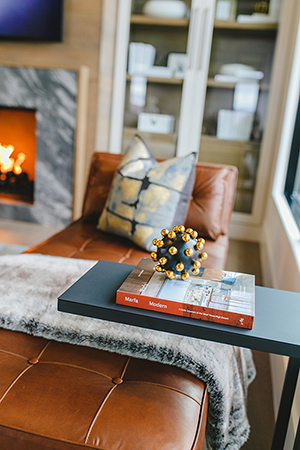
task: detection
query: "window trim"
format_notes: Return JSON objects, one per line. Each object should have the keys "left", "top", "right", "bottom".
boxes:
{"left": 284, "top": 96, "right": 300, "bottom": 220}
{"left": 272, "top": 18, "right": 300, "bottom": 270}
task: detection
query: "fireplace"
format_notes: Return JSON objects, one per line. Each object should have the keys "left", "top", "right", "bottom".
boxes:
{"left": 0, "top": 65, "right": 78, "bottom": 227}
{"left": 0, "top": 107, "right": 36, "bottom": 205}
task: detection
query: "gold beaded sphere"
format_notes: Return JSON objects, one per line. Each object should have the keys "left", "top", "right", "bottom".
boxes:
{"left": 156, "top": 239, "right": 164, "bottom": 248}
{"left": 151, "top": 225, "right": 208, "bottom": 281}
{"left": 185, "top": 248, "right": 194, "bottom": 257}
{"left": 181, "top": 272, "right": 190, "bottom": 281}
{"left": 151, "top": 252, "right": 158, "bottom": 261}
{"left": 175, "top": 262, "right": 184, "bottom": 272}
{"left": 168, "top": 230, "right": 176, "bottom": 240}
{"left": 169, "top": 246, "right": 178, "bottom": 255}
{"left": 196, "top": 241, "right": 204, "bottom": 251}
{"left": 166, "top": 270, "right": 176, "bottom": 280}
{"left": 159, "top": 257, "right": 167, "bottom": 266}
{"left": 182, "top": 233, "right": 190, "bottom": 242}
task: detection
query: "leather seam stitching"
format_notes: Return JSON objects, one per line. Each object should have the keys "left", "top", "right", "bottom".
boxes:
{"left": 0, "top": 365, "right": 32, "bottom": 404}
{"left": 124, "top": 380, "right": 202, "bottom": 405}
{"left": 0, "top": 349, "right": 28, "bottom": 360}
{"left": 36, "top": 361, "right": 112, "bottom": 380}
{"left": 84, "top": 384, "right": 118, "bottom": 444}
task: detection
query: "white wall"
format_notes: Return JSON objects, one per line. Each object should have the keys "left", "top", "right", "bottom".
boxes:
{"left": 261, "top": 0, "right": 300, "bottom": 447}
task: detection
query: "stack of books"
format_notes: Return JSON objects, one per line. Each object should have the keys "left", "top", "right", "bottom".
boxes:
{"left": 116, "top": 258, "right": 255, "bottom": 329}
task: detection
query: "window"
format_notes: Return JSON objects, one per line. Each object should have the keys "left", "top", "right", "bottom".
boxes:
{"left": 284, "top": 96, "right": 300, "bottom": 230}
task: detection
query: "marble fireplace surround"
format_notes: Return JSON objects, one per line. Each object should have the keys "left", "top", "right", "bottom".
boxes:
{"left": 0, "top": 65, "right": 88, "bottom": 228}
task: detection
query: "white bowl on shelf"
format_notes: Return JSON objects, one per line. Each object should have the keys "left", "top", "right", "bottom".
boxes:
{"left": 142, "top": 1, "right": 188, "bottom": 19}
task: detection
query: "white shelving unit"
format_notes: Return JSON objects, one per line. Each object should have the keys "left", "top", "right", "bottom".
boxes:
{"left": 108, "top": 0, "right": 286, "bottom": 239}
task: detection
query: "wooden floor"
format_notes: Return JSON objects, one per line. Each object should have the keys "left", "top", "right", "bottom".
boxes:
{"left": 0, "top": 218, "right": 62, "bottom": 247}
{"left": 0, "top": 220, "right": 275, "bottom": 449}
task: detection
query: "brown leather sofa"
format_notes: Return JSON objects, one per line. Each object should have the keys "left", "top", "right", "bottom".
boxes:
{"left": 0, "top": 152, "right": 238, "bottom": 450}
{"left": 27, "top": 152, "right": 238, "bottom": 270}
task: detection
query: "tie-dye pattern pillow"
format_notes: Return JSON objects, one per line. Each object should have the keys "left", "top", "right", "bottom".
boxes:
{"left": 98, "top": 135, "right": 196, "bottom": 251}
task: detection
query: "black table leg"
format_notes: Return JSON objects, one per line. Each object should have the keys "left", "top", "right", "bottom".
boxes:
{"left": 271, "top": 357, "right": 300, "bottom": 450}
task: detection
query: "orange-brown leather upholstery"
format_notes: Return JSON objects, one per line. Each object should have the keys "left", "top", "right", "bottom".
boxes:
{"left": 0, "top": 329, "right": 207, "bottom": 450}
{"left": 0, "top": 152, "right": 237, "bottom": 449}
{"left": 27, "top": 152, "right": 238, "bottom": 269}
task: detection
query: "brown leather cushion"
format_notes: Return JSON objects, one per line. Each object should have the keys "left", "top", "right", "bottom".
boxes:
{"left": 0, "top": 329, "right": 208, "bottom": 450}
{"left": 82, "top": 153, "right": 238, "bottom": 241}
{"left": 26, "top": 218, "right": 230, "bottom": 269}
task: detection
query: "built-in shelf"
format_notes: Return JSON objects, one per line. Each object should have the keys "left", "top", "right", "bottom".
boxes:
{"left": 123, "top": 127, "right": 177, "bottom": 159}
{"left": 126, "top": 75, "right": 268, "bottom": 90}
{"left": 124, "top": 126, "right": 176, "bottom": 138}
{"left": 207, "top": 78, "right": 269, "bottom": 90}
{"left": 130, "top": 15, "right": 277, "bottom": 31}
{"left": 200, "top": 134, "right": 261, "bottom": 146}
{"left": 130, "top": 14, "right": 189, "bottom": 27}
{"left": 126, "top": 73, "right": 183, "bottom": 85}
{"left": 214, "top": 20, "right": 278, "bottom": 30}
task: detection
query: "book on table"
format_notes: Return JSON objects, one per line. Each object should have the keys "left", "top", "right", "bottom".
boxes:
{"left": 116, "top": 258, "right": 255, "bottom": 329}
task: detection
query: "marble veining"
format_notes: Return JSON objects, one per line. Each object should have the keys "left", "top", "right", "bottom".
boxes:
{"left": 0, "top": 65, "right": 77, "bottom": 227}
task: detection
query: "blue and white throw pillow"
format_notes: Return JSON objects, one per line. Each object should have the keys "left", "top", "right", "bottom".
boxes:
{"left": 98, "top": 135, "right": 196, "bottom": 251}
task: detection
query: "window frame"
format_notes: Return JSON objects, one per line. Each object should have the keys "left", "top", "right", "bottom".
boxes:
{"left": 271, "top": 17, "right": 300, "bottom": 272}
{"left": 284, "top": 96, "right": 300, "bottom": 230}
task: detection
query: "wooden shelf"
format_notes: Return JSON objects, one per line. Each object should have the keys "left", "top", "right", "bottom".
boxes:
{"left": 130, "top": 15, "right": 277, "bottom": 30}
{"left": 214, "top": 20, "right": 278, "bottom": 30}
{"left": 124, "top": 126, "right": 176, "bottom": 138}
{"left": 207, "top": 78, "right": 269, "bottom": 91}
{"left": 130, "top": 14, "right": 189, "bottom": 27}
{"left": 126, "top": 73, "right": 183, "bottom": 85}
{"left": 200, "top": 134, "right": 260, "bottom": 146}
{"left": 123, "top": 127, "right": 177, "bottom": 159}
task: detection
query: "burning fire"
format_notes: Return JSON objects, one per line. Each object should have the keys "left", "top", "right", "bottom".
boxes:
{"left": 0, "top": 144, "right": 26, "bottom": 175}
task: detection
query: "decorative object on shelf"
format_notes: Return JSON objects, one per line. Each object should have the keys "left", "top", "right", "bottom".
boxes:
{"left": 142, "top": 0, "right": 189, "bottom": 19}
{"left": 98, "top": 135, "right": 196, "bottom": 251}
{"left": 137, "top": 112, "right": 175, "bottom": 134}
{"left": 128, "top": 42, "right": 156, "bottom": 75}
{"left": 146, "top": 66, "right": 173, "bottom": 78}
{"left": 237, "top": 0, "right": 280, "bottom": 23}
{"left": 217, "top": 110, "right": 254, "bottom": 141}
{"left": 151, "top": 225, "right": 207, "bottom": 280}
{"left": 215, "top": 0, "right": 237, "bottom": 21}
{"left": 167, "top": 53, "right": 188, "bottom": 79}
{"left": 130, "top": 76, "right": 147, "bottom": 110}
{"left": 214, "top": 63, "right": 264, "bottom": 83}
{"left": 233, "top": 83, "right": 260, "bottom": 114}
{"left": 254, "top": 1, "right": 269, "bottom": 14}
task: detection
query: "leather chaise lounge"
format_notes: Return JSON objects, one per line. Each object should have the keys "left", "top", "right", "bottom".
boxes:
{"left": 0, "top": 152, "right": 238, "bottom": 450}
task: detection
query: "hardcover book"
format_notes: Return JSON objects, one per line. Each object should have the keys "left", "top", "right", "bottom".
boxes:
{"left": 116, "top": 258, "right": 255, "bottom": 329}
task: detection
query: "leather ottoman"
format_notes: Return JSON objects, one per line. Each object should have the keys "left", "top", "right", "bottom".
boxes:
{"left": 0, "top": 329, "right": 208, "bottom": 450}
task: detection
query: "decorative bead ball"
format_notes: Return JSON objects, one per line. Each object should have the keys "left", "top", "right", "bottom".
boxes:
{"left": 151, "top": 225, "right": 208, "bottom": 281}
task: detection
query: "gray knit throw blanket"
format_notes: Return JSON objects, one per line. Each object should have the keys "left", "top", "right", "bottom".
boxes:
{"left": 0, "top": 253, "right": 256, "bottom": 450}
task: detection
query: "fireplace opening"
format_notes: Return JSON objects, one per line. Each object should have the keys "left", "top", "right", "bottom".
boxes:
{"left": 0, "top": 107, "right": 36, "bottom": 205}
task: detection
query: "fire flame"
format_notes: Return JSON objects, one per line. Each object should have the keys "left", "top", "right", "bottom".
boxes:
{"left": 0, "top": 144, "right": 26, "bottom": 175}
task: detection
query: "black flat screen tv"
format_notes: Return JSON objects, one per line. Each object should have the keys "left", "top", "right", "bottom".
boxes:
{"left": 0, "top": 0, "right": 64, "bottom": 42}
